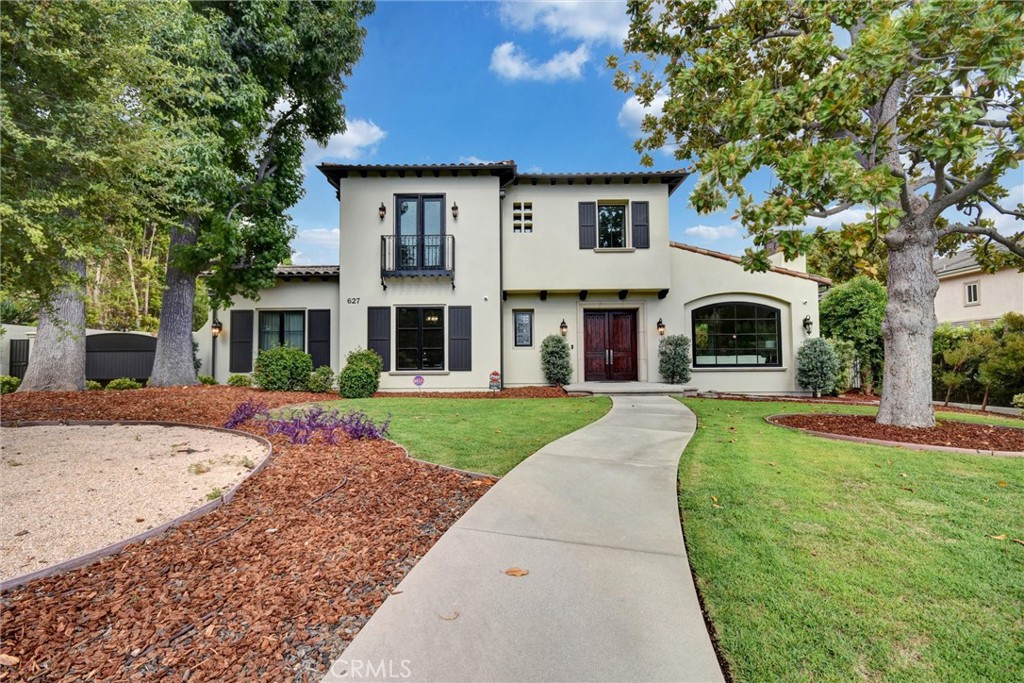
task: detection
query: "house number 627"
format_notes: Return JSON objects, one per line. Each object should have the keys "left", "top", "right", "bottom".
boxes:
{"left": 346, "top": 297, "right": 360, "bottom": 304}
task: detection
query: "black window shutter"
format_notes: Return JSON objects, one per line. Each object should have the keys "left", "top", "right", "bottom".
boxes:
{"left": 448, "top": 306, "right": 472, "bottom": 371}
{"left": 229, "top": 310, "right": 253, "bottom": 373}
{"left": 307, "top": 309, "right": 331, "bottom": 369}
{"left": 632, "top": 201, "right": 650, "bottom": 249}
{"left": 578, "top": 202, "right": 597, "bottom": 249}
{"left": 367, "top": 307, "right": 391, "bottom": 372}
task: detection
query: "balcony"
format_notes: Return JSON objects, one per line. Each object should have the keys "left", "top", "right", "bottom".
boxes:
{"left": 380, "top": 234, "right": 456, "bottom": 289}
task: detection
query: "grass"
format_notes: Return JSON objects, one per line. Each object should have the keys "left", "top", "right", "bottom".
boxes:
{"left": 311, "top": 397, "right": 611, "bottom": 476}
{"left": 678, "top": 397, "right": 1024, "bottom": 682}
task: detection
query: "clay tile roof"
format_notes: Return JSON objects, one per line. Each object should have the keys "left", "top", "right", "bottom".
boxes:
{"left": 273, "top": 265, "right": 339, "bottom": 278}
{"left": 670, "top": 242, "right": 832, "bottom": 285}
{"left": 514, "top": 169, "right": 691, "bottom": 195}
{"left": 318, "top": 161, "right": 518, "bottom": 188}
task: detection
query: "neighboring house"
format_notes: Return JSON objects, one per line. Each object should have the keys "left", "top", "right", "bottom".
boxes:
{"left": 933, "top": 249, "right": 1024, "bottom": 326}
{"left": 197, "top": 160, "right": 829, "bottom": 393}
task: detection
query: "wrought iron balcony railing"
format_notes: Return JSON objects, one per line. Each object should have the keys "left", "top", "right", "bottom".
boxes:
{"left": 380, "top": 234, "right": 455, "bottom": 289}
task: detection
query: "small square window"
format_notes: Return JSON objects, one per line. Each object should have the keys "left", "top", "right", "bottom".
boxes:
{"left": 512, "top": 200, "right": 534, "bottom": 233}
{"left": 514, "top": 310, "right": 533, "bottom": 347}
{"left": 965, "top": 282, "right": 980, "bottom": 306}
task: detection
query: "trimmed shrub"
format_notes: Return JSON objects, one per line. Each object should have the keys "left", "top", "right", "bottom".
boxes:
{"left": 796, "top": 338, "right": 840, "bottom": 398}
{"left": 198, "top": 374, "right": 218, "bottom": 385}
{"left": 346, "top": 347, "right": 384, "bottom": 376}
{"left": 658, "top": 334, "right": 692, "bottom": 384}
{"left": 308, "top": 366, "right": 336, "bottom": 393}
{"left": 339, "top": 363, "right": 377, "bottom": 398}
{"left": 106, "top": 377, "right": 143, "bottom": 391}
{"left": 826, "top": 338, "right": 857, "bottom": 394}
{"left": 820, "top": 276, "right": 886, "bottom": 392}
{"left": 0, "top": 375, "right": 21, "bottom": 394}
{"left": 253, "top": 345, "right": 313, "bottom": 392}
{"left": 85, "top": 380, "right": 103, "bottom": 390}
{"left": 227, "top": 373, "right": 252, "bottom": 387}
{"left": 540, "top": 334, "right": 572, "bottom": 386}
{"left": 1012, "top": 394, "right": 1024, "bottom": 410}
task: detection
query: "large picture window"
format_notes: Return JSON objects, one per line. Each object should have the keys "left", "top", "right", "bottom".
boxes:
{"left": 692, "top": 303, "right": 781, "bottom": 367}
{"left": 397, "top": 307, "right": 444, "bottom": 371}
{"left": 258, "top": 311, "right": 304, "bottom": 351}
{"left": 598, "top": 202, "right": 627, "bottom": 248}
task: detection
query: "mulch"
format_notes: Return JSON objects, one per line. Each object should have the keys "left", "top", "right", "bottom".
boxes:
{"left": 0, "top": 387, "right": 495, "bottom": 681}
{"left": 772, "top": 413, "right": 1024, "bottom": 452}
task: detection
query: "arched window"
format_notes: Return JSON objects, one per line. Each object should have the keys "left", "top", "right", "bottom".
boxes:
{"left": 692, "top": 302, "right": 782, "bottom": 367}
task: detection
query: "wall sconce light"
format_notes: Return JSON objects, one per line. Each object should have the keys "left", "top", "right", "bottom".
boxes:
{"left": 451, "top": 202, "right": 459, "bottom": 220}
{"left": 378, "top": 202, "right": 387, "bottom": 221}
{"left": 211, "top": 319, "right": 223, "bottom": 338}
{"left": 803, "top": 315, "right": 813, "bottom": 335}
{"left": 559, "top": 319, "right": 568, "bottom": 336}
{"left": 657, "top": 318, "right": 666, "bottom": 336}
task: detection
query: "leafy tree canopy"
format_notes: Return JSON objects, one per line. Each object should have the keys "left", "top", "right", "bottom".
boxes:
{"left": 820, "top": 275, "right": 887, "bottom": 383}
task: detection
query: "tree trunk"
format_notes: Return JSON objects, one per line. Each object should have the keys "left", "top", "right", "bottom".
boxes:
{"left": 877, "top": 220, "right": 938, "bottom": 427}
{"left": 17, "top": 260, "right": 87, "bottom": 392}
{"left": 148, "top": 221, "right": 199, "bottom": 386}
{"left": 981, "top": 387, "right": 990, "bottom": 412}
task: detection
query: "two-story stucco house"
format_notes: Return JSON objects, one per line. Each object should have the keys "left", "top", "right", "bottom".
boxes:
{"left": 933, "top": 248, "right": 1024, "bottom": 326}
{"left": 197, "top": 160, "right": 828, "bottom": 393}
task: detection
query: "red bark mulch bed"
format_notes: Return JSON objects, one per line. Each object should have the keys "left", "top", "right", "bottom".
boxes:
{"left": 772, "top": 413, "right": 1024, "bottom": 453}
{"left": 0, "top": 387, "right": 495, "bottom": 681}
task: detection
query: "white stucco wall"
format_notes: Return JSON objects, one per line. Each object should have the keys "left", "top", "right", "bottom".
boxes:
{"left": 934, "top": 268, "right": 1023, "bottom": 326}
{"left": 337, "top": 174, "right": 502, "bottom": 391}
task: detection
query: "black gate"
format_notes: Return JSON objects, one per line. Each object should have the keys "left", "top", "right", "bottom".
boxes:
{"left": 8, "top": 339, "right": 28, "bottom": 378}
{"left": 85, "top": 333, "right": 157, "bottom": 381}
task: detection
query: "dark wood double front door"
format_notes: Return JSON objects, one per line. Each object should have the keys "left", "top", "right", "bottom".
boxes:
{"left": 584, "top": 310, "right": 638, "bottom": 381}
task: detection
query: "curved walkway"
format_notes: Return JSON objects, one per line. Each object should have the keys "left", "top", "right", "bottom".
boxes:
{"left": 323, "top": 395, "right": 723, "bottom": 682}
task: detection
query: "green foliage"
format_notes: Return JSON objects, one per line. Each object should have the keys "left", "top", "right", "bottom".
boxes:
{"left": 198, "top": 374, "right": 218, "bottom": 386}
{"left": 253, "top": 346, "right": 312, "bottom": 392}
{"left": 345, "top": 347, "right": 383, "bottom": 392}
{"left": 540, "top": 334, "right": 572, "bottom": 386}
{"left": 0, "top": 375, "right": 21, "bottom": 394}
{"left": 820, "top": 277, "right": 887, "bottom": 389}
{"left": 658, "top": 334, "right": 693, "bottom": 384}
{"left": 933, "top": 313, "right": 1024, "bottom": 408}
{"left": 826, "top": 338, "right": 858, "bottom": 394}
{"left": 227, "top": 373, "right": 252, "bottom": 388}
{"left": 339, "top": 363, "right": 377, "bottom": 399}
{"left": 307, "top": 366, "right": 336, "bottom": 394}
{"left": 1012, "top": 394, "right": 1024, "bottom": 410}
{"left": 85, "top": 380, "right": 103, "bottom": 391}
{"left": 0, "top": 293, "right": 38, "bottom": 325}
{"left": 796, "top": 338, "right": 840, "bottom": 397}
{"left": 978, "top": 313, "right": 1024, "bottom": 407}
{"left": 106, "top": 378, "right": 142, "bottom": 390}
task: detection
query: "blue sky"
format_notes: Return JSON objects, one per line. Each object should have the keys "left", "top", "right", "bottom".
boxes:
{"left": 288, "top": 0, "right": 1023, "bottom": 265}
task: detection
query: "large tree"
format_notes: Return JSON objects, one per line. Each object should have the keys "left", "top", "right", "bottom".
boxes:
{"left": 147, "top": 0, "right": 374, "bottom": 386}
{"left": 616, "top": 0, "right": 1024, "bottom": 426}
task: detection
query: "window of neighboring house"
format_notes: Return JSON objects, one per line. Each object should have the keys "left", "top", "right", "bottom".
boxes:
{"left": 512, "top": 201, "right": 533, "bottom": 233}
{"left": 514, "top": 310, "right": 533, "bottom": 347}
{"left": 965, "top": 281, "right": 980, "bottom": 306}
{"left": 597, "top": 202, "right": 627, "bottom": 248}
{"left": 396, "top": 307, "right": 445, "bottom": 371}
{"left": 692, "top": 302, "right": 782, "bottom": 367}
{"left": 258, "top": 311, "right": 305, "bottom": 351}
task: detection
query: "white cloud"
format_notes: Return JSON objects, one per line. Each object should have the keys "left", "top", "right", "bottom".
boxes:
{"left": 684, "top": 224, "right": 740, "bottom": 241}
{"left": 803, "top": 208, "right": 870, "bottom": 230}
{"left": 617, "top": 93, "right": 668, "bottom": 137}
{"left": 290, "top": 227, "right": 339, "bottom": 265}
{"left": 302, "top": 118, "right": 386, "bottom": 166}
{"left": 490, "top": 41, "right": 590, "bottom": 82}
{"left": 498, "top": 1, "right": 629, "bottom": 46}
{"left": 458, "top": 155, "right": 494, "bottom": 165}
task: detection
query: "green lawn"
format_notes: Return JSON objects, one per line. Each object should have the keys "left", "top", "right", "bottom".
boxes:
{"left": 678, "top": 397, "right": 1024, "bottom": 682}
{"left": 310, "top": 397, "right": 610, "bottom": 476}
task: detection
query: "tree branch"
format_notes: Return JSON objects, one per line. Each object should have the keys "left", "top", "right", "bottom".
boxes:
{"left": 936, "top": 224, "right": 1024, "bottom": 259}
{"left": 806, "top": 201, "right": 856, "bottom": 218}
{"left": 926, "top": 163, "right": 998, "bottom": 218}
{"left": 751, "top": 29, "right": 803, "bottom": 45}
{"left": 975, "top": 119, "right": 1011, "bottom": 129}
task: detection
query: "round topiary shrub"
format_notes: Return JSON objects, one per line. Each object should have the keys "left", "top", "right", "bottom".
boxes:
{"left": 85, "top": 380, "right": 103, "bottom": 391}
{"left": 308, "top": 366, "right": 336, "bottom": 394}
{"left": 658, "top": 334, "right": 692, "bottom": 384}
{"left": 540, "top": 334, "right": 572, "bottom": 386}
{"left": 106, "top": 377, "right": 143, "bottom": 390}
{"left": 253, "top": 346, "right": 313, "bottom": 392}
{"left": 198, "top": 374, "right": 218, "bottom": 385}
{"left": 339, "top": 363, "right": 377, "bottom": 398}
{"left": 346, "top": 347, "right": 384, "bottom": 375}
{"left": 1012, "top": 393, "right": 1024, "bottom": 410}
{"left": 0, "top": 375, "right": 21, "bottom": 394}
{"left": 227, "top": 373, "right": 252, "bottom": 387}
{"left": 796, "top": 338, "right": 840, "bottom": 398}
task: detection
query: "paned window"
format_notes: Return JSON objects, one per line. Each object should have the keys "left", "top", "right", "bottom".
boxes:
{"left": 258, "top": 311, "right": 304, "bottom": 351}
{"left": 692, "top": 303, "right": 782, "bottom": 367}
{"left": 397, "top": 307, "right": 444, "bottom": 370}
{"left": 514, "top": 310, "right": 533, "bottom": 347}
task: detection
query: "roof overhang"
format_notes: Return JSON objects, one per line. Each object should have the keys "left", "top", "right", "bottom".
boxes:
{"left": 319, "top": 162, "right": 518, "bottom": 190}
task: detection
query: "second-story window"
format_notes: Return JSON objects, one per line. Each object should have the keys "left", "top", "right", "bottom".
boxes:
{"left": 396, "top": 195, "right": 445, "bottom": 270}
{"left": 598, "top": 202, "right": 627, "bottom": 248}
{"left": 965, "top": 281, "right": 980, "bottom": 305}
{"left": 513, "top": 201, "right": 533, "bottom": 233}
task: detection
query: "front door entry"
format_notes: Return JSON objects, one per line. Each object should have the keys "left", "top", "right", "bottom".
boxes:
{"left": 583, "top": 310, "right": 638, "bottom": 381}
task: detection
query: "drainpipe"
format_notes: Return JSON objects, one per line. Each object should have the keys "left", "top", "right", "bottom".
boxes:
{"left": 498, "top": 187, "right": 505, "bottom": 388}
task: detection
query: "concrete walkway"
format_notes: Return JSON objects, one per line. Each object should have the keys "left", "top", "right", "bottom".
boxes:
{"left": 322, "top": 396, "right": 723, "bottom": 683}
{"left": 563, "top": 380, "right": 698, "bottom": 396}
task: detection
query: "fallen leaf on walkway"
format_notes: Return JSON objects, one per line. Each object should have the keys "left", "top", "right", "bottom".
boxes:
{"left": 989, "top": 534, "right": 1007, "bottom": 540}
{"left": 0, "top": 654, "right": 20, "bottom": 666}
{"left": 504, "top": 567, "right": 529, "bottom": 577}
{"left": 439, "top": 610, "right": 460, "bottom": 621}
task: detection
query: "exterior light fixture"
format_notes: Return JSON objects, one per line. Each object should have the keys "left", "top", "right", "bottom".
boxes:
{"left": 211, "top": 319, "right": 223, "bottom": 337}
{"left": 378, "top": 202, "right": 387, "bottom": 221}
{"left": 657, "top": 318, "right": 666, "bottom": 336}
{"left": 559, "top": 319, "right": 568, "bottom": 336}
{"left": 803, "top": 315, "right": 813, "bottom": 335}
{"left": 451, "top": 202, "right": 459, "bottom": 220}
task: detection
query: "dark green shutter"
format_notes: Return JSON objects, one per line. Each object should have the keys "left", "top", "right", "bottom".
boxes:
{"left": 448, "top": 306, "right": 472, "bottom": 371}
{"left": 367, "top": 307, "right": 391, "bottom": 371}
{"left": 578, "top": 202, "right": 596, "bottom": 249}
{"left": 307, "top": 309, "right": 331, "bottom": 369}
{"left": 229, "top": 310, "right": 253, "bottom": 373}
{"left": 631, "top": 201, "right": 650, "bottom": 249}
